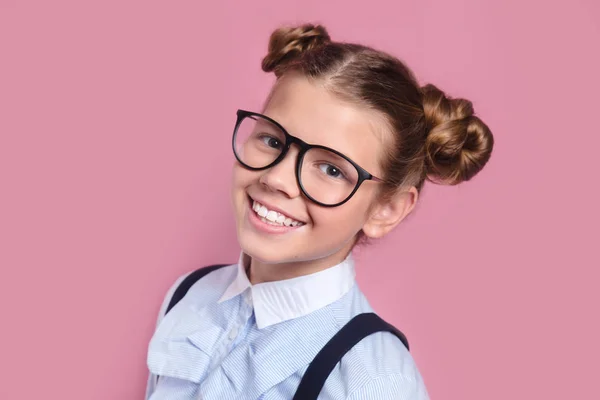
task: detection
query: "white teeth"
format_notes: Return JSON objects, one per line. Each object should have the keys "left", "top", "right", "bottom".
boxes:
{"left": 261, "top": 216, "right": 285, "bottom": 226}
{"left": 266, "top": 210, "right": 278, "bottom": 222}
{"left": 251, "top": 200, "right": 303, "bottom": 227}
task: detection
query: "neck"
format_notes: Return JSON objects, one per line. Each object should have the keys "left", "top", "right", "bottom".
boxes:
{"left": 248, "top": 243, "right": 354, "bottom": 284}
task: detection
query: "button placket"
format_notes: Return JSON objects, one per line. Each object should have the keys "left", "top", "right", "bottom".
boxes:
{"left": 226, "top": 294, "right": 252, "bottom": 345}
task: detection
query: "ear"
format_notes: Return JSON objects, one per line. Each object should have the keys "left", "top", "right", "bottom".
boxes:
{"left": 362, "top": 187, "right": 418, "bottom": 239}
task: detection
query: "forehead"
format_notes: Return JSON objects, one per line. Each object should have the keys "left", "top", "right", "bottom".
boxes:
{"left": 263, "top": 74, "right": 388, "bottom": 174}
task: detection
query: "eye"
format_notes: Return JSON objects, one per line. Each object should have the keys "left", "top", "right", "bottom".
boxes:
{"left": 318, "top": 163, "right": 346, "bottom": 180}
{"left": 259, "top": 134, "right": 283, "bottom": 150}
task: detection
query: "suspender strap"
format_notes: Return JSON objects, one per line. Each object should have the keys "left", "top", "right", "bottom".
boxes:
{"left": 292, "top": 312, "right": 409, "bottom": 400}
{"left": 165, "top": 264, "right": 229, "bottom": 314}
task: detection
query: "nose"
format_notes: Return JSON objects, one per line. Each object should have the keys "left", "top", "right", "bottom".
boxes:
{"left": 258, "top": 146, "right": 301, "bottom": 198}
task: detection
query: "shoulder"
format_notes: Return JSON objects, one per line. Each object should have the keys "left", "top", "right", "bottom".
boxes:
{"left": 183, "top": 264, "right": 238, "bottom": 300}
{"left": 154, "top": 264, "right": 237, "bottom": 324}
{"left": 340, "top": 332, "right": 429, "bottom": 400}
{"left": 324, "top": 287, "right": 429, "bottom": 399}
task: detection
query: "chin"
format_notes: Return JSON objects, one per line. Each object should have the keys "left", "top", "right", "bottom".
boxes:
{"left": 240, "top": 246, "right": 287, "bottom": 265}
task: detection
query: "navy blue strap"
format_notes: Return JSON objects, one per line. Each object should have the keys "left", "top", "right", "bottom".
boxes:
{"left": 292, "top": 312, "right": 409, "bottom": 400}
{"left": 165, "top": 264, "right": 229, "bottom": 315}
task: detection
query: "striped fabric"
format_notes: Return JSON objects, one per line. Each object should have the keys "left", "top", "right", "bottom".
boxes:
{"left": 145, "top": 260, "right": 429, "bottom": 400}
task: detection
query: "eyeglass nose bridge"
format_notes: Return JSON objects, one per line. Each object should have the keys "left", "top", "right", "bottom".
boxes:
{"left": 265, "top": 133, "right": 315, "bottom": 197}
{"left": 284, "top": 133, "right": 311, "bottom": 154}
{"left": 269, "top": 133, "right": 311, "bottom": 170}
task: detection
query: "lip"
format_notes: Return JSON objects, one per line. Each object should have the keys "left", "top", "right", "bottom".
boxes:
{"left": 246, "top": 196, "right": 304, "bottom": 235}
{"left": 247, "top": 194, "right": 306, "bottom": 224}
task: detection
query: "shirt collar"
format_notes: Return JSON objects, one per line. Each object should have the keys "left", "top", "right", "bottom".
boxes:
{"left": 218, "top": 252, "right": 356, "bottom": 329}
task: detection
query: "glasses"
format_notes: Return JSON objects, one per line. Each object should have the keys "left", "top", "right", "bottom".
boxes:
{"left": 232, "top": 110, "right": 384, "bottom": 207}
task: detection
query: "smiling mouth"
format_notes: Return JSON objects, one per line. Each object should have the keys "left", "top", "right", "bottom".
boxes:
{"left": 250, "top": 199, "right": 305, "bottom": 227}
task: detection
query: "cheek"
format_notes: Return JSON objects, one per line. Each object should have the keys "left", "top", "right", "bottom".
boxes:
{"left": 232, "top": 164, "right": 257, "bottom": 190}
{"left": 308, "top": 201, "right": 370, "bottom": 234}
{"left": 231, "top": 165, "right": 255, "bottom": 211}
{"left": 308, "top": 187, "right": 377, "bottom": 235}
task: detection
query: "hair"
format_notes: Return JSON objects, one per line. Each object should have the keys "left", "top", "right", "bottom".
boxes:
{"left": 261, "top": 24, "right": 494, "bottom": 196}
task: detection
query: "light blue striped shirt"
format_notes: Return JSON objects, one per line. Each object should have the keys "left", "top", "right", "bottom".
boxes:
{"left": 146, "top": 254, "right": 429, "bottom": 399}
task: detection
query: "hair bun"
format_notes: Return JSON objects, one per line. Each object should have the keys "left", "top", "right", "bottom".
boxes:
{"left": 421, "top": 84, "right": 494, "bottom": 185}
{"left": 261, "top": 24, "right": 330, "bottom": 76}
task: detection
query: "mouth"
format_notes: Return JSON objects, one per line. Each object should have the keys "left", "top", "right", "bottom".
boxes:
{"left": 251, "top": 199, "right": 306, "bottom": 227}
{"left": 246, "top": 195, "right": 306, "bottom": 230}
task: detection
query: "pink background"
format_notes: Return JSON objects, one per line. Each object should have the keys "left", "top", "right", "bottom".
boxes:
{"left": 1, "top": 1, "right": 599, "bottom": 399}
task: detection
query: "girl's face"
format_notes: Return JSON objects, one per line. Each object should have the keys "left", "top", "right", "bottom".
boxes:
{"left": 231, "top": 73, "right": 406, "bottom": 274}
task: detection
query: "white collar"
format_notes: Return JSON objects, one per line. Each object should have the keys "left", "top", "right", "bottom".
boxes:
{"left": 218, "top": 253, "right": 356, "bottom": 329}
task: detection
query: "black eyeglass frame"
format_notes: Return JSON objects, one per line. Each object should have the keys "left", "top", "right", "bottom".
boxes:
{"left": 232, "top": 109, "right": 384, "bottom": 208}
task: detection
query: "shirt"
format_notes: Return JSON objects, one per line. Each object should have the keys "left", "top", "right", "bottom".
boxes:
{"left": 146, "top": 253, "right": 429, "bottom": 400}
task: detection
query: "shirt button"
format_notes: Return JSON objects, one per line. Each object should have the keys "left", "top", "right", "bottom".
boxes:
{"left": 244, "top": 291, "right": 253, "bottom": 305}
{"left": 229, "top": 326, "right": 239, "bottom": 340}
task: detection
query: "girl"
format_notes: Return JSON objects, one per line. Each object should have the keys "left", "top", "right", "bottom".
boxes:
{"left": 145, "top": 24, "right": 494, "bottom": 400}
